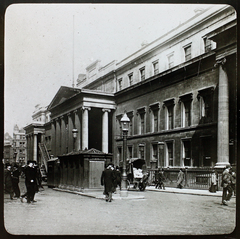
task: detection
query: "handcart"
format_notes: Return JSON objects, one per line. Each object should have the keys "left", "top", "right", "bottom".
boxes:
{"left": 126, "top": 158, "right": 149, "bottom": 191}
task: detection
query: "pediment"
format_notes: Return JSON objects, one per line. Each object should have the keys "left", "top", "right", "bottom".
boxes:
{"left": 48, "top": 86, "right": 81, "bottom": 110}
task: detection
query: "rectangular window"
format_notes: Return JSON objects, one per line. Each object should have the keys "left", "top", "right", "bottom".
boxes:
{"left": 168, "top": 54, "right": 174, "bottom": 68}
{"left": 164, "top": 99, "right": 175, "bottom": 130}
{"left": 152, "top": 144, "right": 158, "bottom": 160}
{"left": 153, "top": 110, "right": 158, "bottom": 132}
{"left": 183, "top": 140, "right": 191, "bottom": 167}
{"left": 140, "top": 113, "right": 145, "bottom": 134}
{"left": 137, "top": 107, "right": 146, "bottom": 135}
{"left": 128, "top": 146, "right": 133, "bottom": 159}
{"left": 166, "top": 142, "right": 173, "bottom": 166}
{"left": 204, "top": 38, "right": 212, "bottom": 52}
{"left": 180, "top": 94, "right": 192, "bottom": 127}
{"left": 140, "top": 67, "right": 145, "bottom": 81}
{"left": 153, "top": 61, "right": 159, "bottom": 75}
{"left": 184, "top": 45, "right": 192, "bottom": 61}
{"left": 198, "top": 87, "right": 214, "bottom": 123}
{"left": 118, "top": 78, "right": 122, "bottom": 90}
{"left": 139, "top": 145, "right": 145, "bottom": 160}
{"left": 168, "top": 105, "right": 174, "bottom": 130}
{"left": 128, "top": 73, "right": 133, "bottom": 86}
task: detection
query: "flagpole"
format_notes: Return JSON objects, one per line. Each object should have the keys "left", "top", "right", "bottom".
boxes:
{"left": 72, "top": 15, "right": 75, "bottom": 88}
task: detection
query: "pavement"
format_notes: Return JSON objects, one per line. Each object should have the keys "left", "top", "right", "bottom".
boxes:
{"left": 53, "top": 185, "right": 230, "bottom": 200}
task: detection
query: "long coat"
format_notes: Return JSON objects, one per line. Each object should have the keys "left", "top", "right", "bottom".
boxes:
{"left": 4, "top": 169, "right": 13, "bottom": 194}
{"left": 101, "top": 168, "right": 115, "bottom": 194}
{"left": 177, "top": 170, "right": 185, "bottom": 185}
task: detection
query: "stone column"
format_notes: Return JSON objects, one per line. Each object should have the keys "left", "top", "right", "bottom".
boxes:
{"left": 82, "top": 107, "right": 91, "bottom": 150}
{"left": 60, "top": 116, "right": 66, "bottom": 155}
{"left": 102, "top": 109, "right": 110, "bottom": 153}
{"left": 33, "top": 133, "right": 37, "bottom": 162}
{"left": 215, "top": 58, "right": 230, "bottom": 168}
{"left": 56, "top": 118, "right": 61, "bottom": 156}
{"left": 29, "top": 134, "right": 32, "bottom": 161}
{"left": 74, "top": 109, "right": 81, "bottom": 151}
{"left": 68, "top": 113, "right": 74, "bottom": 152}
{"left": 51, "top": 120, "right": 56, "bottom": 156}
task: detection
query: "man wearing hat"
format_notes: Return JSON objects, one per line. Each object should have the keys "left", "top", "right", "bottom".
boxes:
{"left": 24, "top": 161, "right": 38, "bottom": 203}
{"left": 101, "top": 163, "right": 115, "bottom": 202}
{"left": 221, "top": 165, "right": 233, "bottom": 206}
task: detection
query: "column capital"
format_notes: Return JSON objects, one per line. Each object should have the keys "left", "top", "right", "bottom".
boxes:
{"left": 82, "top": 106, "right": 91, "bottom": 111}
{"left": 102, "top": 108, "right": 111, "bottom": 113}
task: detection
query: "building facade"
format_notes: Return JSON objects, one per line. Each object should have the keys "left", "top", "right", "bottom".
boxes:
{"left": 24, "top": 5, "right": 237, "bottom": 186}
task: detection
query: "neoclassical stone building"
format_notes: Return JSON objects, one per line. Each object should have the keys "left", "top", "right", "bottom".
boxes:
{"left": 24, "top": 5, "right": 237, "bottom": 185}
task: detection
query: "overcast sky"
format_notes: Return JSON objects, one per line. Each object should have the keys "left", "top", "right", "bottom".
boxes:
{"left": 4, "top": 3, "right": 215, "bottom": 135}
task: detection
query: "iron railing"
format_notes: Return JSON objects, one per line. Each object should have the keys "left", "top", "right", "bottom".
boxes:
{"left": 147, "top": 167, "right": 225, "bottom": 190}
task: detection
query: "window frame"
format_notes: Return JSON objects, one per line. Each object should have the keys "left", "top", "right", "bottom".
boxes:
{"left": 118, "top": 78, "right": 123, "bottom": 91}
{"left": 152, "top": 60, "right": 159, "bottom": 75}
{"left": 139, "top": 67, "right": 145, "bottom": 81}
{"left": 128, "top": 73, "right": 133, "bottom": 86}
{"left": 184, "top": 44, "right": 192, "bottom": 61}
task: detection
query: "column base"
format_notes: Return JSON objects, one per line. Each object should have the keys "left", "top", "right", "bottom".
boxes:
{"left": 120, "top": 189, "right": 128, "bottom": 197}
{"left": 214, "top": 162, "right": 231, "bottom": 169}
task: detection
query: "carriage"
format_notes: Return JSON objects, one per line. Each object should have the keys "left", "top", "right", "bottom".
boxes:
{"left": 126, "top": 158, "right": 149, "bottom": 191}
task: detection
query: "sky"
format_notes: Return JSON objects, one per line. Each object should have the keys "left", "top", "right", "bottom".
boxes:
{"left": 4, "top": 3, "right": 215, "bottom": 135}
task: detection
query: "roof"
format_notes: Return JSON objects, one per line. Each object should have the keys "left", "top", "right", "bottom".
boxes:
{"left": 58, "top": 148, "right": 112, "bottom": 157}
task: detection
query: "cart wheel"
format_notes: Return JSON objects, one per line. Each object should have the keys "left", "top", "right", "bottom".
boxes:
{"left": 127, "top": 180, "right": 130, "bottom": 190}
{"left": 139, "top": 183, "right": 145, "bottom": 191}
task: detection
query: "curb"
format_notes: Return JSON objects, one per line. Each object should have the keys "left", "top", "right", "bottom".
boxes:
{"left": 53, "top": 188, "right": 145, "bottom": 200}
{"left": 146, "top": 187, "right": 223, "bottom": 197}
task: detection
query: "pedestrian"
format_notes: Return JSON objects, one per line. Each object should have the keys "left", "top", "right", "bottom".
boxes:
{"left": 101, "top": 163, "right": 115, "bottom": 202}
{"left": 209, "top": 170, "right": 218, "bottom": 193}
{"left": 11, "top": 163, "right": 21, "bottom": 198}
{"left": 155, "top": 168, "right": 165, "bottom": 190}
{"left": 24, "top": 161, "right": 38, "bottom": 203}
{"left": 113, "top": 166, "right": 122, "bottom": 191}
{"left": 231, "top": 171, "right": 236, "bottom": 196}
{"left": 34, "top": 163, "right": 44, "bottom": 192}
{"left": 177, "top": 168, "right": 185, "bottom": 189}
{"left": 4, "top": 163, "right": 14, "bottom": 200}
{"left": 221, "top": 165, "right": 233, "bottom": 206}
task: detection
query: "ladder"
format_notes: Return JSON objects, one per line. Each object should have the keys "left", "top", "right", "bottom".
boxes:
{"left": 38, "top": 143, "right": 50, "bottom": 172}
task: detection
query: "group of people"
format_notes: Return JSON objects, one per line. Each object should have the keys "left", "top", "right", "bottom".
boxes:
{"left": 4, "top": 160, "right": 44, "bottom": 204}
{"left": 100, "top": 163, "right": 121, "bottom": 202}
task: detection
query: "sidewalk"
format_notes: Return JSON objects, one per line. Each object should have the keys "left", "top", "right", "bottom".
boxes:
{"left": 53, "top": 185, "right": 230, "bottom": 200}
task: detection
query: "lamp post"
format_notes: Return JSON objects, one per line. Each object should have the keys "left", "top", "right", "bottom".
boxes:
{"left": 120, "top": 112, "right": 130, "bottom": 197}
{"left": 72, "top": 128, "right": 78, "bottom": 152}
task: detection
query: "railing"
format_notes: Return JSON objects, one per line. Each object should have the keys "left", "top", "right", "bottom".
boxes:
{"left": 147, "top": 167, "right": 225, "bottom": 190}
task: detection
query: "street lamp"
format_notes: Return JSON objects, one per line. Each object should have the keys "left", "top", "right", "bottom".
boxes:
{"left": 120, "top": 112, "right": 130, "bottom": 197}
{"left": 72, "top": 128, "right": 78, "bottom": 152}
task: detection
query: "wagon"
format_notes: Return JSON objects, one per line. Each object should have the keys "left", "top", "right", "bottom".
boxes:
{"left": 126, "top": 158, "right": 149, "bottom": 191}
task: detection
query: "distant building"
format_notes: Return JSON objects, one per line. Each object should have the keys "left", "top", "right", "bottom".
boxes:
{"left": 3, "top": 132, "right": 14, "bottom": 164}
{"left": 12, "top": 124, "right": 27, "bottom": 165}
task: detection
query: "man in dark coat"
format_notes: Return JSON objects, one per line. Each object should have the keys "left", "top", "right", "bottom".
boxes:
{"left": 25, "top": 161, "right": 38, "bottom": 203}
{"left": 101, "top": 164, "right": 115, "bottom": 202}
{"left": 221, "top": 165, "right": 233, "bottom": 206}
{"left": 113, "top": 166, "right": 122, "bottom": 191}
{"left": 11, "top": 163, "right": 21, "bottom": 198}
{"left": 4, "top": 163, "right": 14, "bottom": 199}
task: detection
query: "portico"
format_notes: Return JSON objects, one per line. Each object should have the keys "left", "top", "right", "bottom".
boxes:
{"left": 47, "top": 87, "right": 115, "bottom": 157}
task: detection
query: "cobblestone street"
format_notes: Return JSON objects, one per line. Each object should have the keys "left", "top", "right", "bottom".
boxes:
{"left": 3, "top": 181, "right": 236, "bottom": 236}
